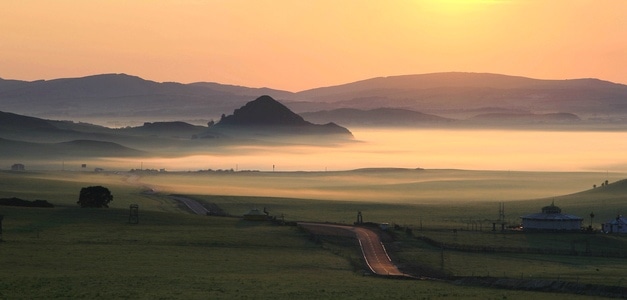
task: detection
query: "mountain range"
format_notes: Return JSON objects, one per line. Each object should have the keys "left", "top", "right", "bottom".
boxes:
{"left": 0, "top": 96, "right": 352, "bottom": 162}
{"left": 1, "top": 72, "right": 627, "bottom": 128}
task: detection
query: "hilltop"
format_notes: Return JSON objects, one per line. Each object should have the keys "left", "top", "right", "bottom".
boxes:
{"left": 204, "top": 95, "right": 352, "bottom": 138}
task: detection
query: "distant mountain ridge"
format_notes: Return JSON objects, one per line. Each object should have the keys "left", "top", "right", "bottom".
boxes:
{"left": 293, "top": 72, "right": 627, "bottom": 119}
{"left": 0, "top": 95, "right": 353, "bottom": 162}
{"left": 2, "top": 72, "right": 627, "bottom": 127}
{"left": 0, "top": 73, "right": 295, "bottom": 126}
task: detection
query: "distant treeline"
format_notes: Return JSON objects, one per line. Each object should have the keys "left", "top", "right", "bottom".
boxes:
{"left": 0, "top": 197, "right": 54, "bottom": 208}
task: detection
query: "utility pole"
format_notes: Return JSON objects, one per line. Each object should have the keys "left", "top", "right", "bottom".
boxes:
{"left": 0, "top": 215, "right": 4, "bottom": 242}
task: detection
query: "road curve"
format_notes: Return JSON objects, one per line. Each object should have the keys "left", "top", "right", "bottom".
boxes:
{"left": 169, "top": 195, "right": 209, "bottom": 215}
{"left": 298, "top": 222, "right": 406, "bottom": 277}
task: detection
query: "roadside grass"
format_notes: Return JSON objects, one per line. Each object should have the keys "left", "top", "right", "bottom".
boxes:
{"left": 391, "top": 230, "right": 627, "bottom": 287}
{"left": 0, "top": 206, "right": 591, "bottom": 299}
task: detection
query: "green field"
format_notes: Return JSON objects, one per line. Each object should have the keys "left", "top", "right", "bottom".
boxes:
{"left": 1, "top": 169, "right": 625, "bottom": 298}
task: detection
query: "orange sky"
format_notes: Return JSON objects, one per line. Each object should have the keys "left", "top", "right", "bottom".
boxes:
{"left": 1, "top": 0, "right": 626, "bottom": 92}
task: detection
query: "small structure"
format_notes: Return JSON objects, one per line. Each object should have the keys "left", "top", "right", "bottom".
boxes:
{"left": 520, "top": 202, "right": 582, "bottom": 231}
{"left": 243, "top": 209, "right": 268, "bottom": 221}
{"left": 11, "top": 163, "right": 25, "bottom": 171}
{"left": 128, "top": 204, "right": 139, "bottom": 224}
{"left": 602, "top": 215, "right": 627, "bottom": 233}
{"left": 356, "top": 211, "right": 363, "bottom": 224}
{"left": 379, "top": 222, "right": 389, "bottom": 231}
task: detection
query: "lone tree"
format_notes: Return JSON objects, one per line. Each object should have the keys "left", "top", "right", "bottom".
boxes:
{"left": 77, "top": 186, "right": 113, "bottom": 208}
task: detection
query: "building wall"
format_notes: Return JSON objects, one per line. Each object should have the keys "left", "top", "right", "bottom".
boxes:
{"left": 603, "top": 223, "right": 627, "bottom": 233}
{"left": 522, "top": 219, "right": 582, "bottom": 231}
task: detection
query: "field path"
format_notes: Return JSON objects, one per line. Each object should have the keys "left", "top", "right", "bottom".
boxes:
{"left": 169, "top": 195, "right": 209, "bottom": 215}
{"left": 299, "top": 222, "right": 407, "bottom": 277}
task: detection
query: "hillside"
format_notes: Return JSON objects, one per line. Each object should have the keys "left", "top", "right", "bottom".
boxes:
{"left": 508, "top": 178, "right": 627, "bottom": 224}
{"left": 2, "top": 72, "right": 627, "bottom": 128}
{"left": 291, "top": 72, "right": 627, "bottom": 121}
{"left": 206, "top": 95, "right": 352, "bottom": 137}
{"left": 301, "top": 108, "right": 454, "bottom": 127}
{"left": 0, "top": 137, "right": 145, "bottom": 159}
{"left": 0, "top": 74, "right": 294, "bottom": 126}
{"left": 0, "top": 111, "right": 211, "bottom": 159}
{"left": 116, "top": 121, "right": 207, "bottom": 138}
{"left": 0, "top": 110, "right": 207, "bottom": 143}
{"left": 467, "top": 112, "right": 582, "bottom": 125}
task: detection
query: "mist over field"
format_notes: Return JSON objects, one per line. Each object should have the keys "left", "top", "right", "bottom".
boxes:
{"left": 5, "top": 127, "right": 627, "bottom": 174}
{"left": 48, "top": 128, "right": 626, "bottom": 173}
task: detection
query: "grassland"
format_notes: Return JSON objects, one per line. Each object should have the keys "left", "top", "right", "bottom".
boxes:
{"left": 1, "top": 169, "right": 625, "bottom": 298}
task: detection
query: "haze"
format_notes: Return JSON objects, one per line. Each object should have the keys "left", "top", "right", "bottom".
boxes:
{"left": 60, "top": 128, "right": 627, "bottom": 173}
{"left": 1, "top": 1, "right": 626, "bottom": 91}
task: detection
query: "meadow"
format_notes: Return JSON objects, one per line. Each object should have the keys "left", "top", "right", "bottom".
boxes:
{"left": 1, "top": 169, "right": 626, "bottom": 298}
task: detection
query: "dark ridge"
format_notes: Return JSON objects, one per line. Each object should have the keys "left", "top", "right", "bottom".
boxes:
{"left": 0, "top": 197, "right": 54, "bottom": 208}
{"left": 301, "top": 107, "right": 452, "bottom": 126}
{"left": 0, "top": 110, "right": 58, "bottom": 131}
{"left": 469, "top": 112, "right": 581, "bottom": 122}
{"left": 217, "top": 95, "right": 308, "bottom": 126}
{"left": 138, "top": 121, "right": 202, "bottom": 130}
{"left": 55, "top": 140, "right": 145, "bottom": 156}
{"left": 209, "top": 95, "right": 352, "bottom": 137}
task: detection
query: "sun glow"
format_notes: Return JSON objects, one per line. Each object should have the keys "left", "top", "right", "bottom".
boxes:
{"left": 425, "top": 0, "right": 506, "bottom": 14}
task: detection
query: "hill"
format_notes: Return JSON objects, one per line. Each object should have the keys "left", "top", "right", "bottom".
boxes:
{"left": 0, "top": 111, "right": 211, "bottom": 159}
{"left": 116, "top": 121, "right": 207, "bottom": 138}
{"left": 0, "top": 110, "right": 207, "bottom": 142}
{"left": 291, "top": 72, "right": 627, "bottom": 122}
{"left": 0, "top": 137, "right": 145, "bottom": 159}
{"left": 508, "top": 178, "right": 627, "bottom": 224}
{"left": 205, "top": 95, "right": 352, "bottom": 137}
{"left": 3, "top": 72, "right": 627, "bottom": 128}
{"left": 0, "top": 74, "right": 294, "bottom": 126}
{"left": 301, "top": 108, "right": 454, "bottom": 127}
{"left": 467, "top": 112, "right": 582, "bottom": 126}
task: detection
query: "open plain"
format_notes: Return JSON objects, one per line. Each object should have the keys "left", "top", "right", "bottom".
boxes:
{"left": 1, "top": 168, "right": 626, "bottom": 298}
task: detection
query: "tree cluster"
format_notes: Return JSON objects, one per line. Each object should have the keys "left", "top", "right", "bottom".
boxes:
{"left": 77, "top": 186, "right": 113, "bottom": 208}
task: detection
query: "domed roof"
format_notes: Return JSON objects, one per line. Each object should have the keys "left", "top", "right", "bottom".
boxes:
{"left": 521, "top": 201, "right": 582, "bottom": 221}
{"left": 541, "top": 202, "right": 561, "bottom": 214}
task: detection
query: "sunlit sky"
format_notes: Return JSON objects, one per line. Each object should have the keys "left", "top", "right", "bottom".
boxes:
{"left": 1, "top": 0, "right": 626, "bottom": 92}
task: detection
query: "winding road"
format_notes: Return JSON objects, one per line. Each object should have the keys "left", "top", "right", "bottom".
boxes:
{"left": 298, "top": 222, "right": 406, "bottom": 277}
{"left": 169, "top": 195, "right": 210, "bottom": 215}
{"left": 159, "top": 193, "right": 406, "bottom": 278}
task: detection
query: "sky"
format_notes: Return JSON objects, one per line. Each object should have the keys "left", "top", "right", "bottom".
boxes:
{"left": 1, "top": 0, "right": 626, "bottom": 92}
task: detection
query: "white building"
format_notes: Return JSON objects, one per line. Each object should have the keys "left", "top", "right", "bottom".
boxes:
{"left": 521, "top": 202, "right": 582, "bottom": 231}
{"left": 602, "top": 216, "right": 627, "bottom": 234}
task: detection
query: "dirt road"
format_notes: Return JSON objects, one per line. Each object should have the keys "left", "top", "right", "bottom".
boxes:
{"left": 298, "top": 222, "right": 406, "bottom": 277}
{"left": 169, "top": 195, "right": 209, "bottom": 215}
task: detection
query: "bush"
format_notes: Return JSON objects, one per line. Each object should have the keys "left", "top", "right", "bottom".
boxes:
{"left": 77, "top": 186, "right": 113, "bottom": 208}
